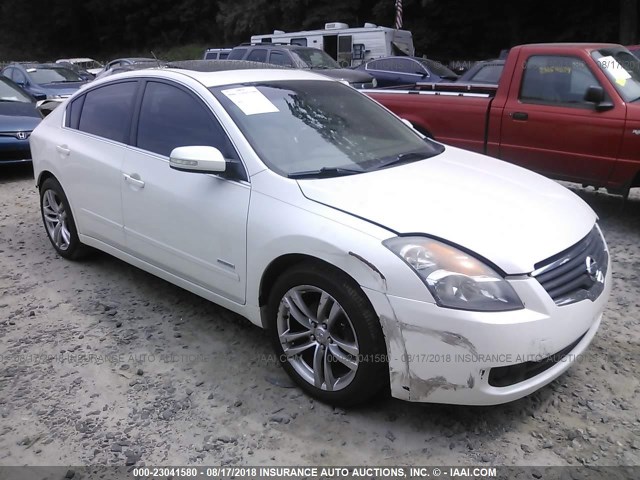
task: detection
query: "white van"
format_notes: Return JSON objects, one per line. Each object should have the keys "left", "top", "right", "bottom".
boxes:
{"left": 250, "top": 22, "right": 414, "bottom": 67}
{"left": 203, "top": 48, "right": 232, "bottom": 60}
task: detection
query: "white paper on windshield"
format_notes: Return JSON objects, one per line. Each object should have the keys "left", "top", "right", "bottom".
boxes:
{"left": 221, "top": 86, "right": 279, "bottom": 115}
{"left": 598, "top": 55, "right": 632, "bottom": 86}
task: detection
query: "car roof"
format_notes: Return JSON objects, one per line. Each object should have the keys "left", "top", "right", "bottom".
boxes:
{"left": 366, "top": 56, "right": 431, "bottom": 62}
{"left": 518, "top": 43, "right": 622, "bottom": 52}
{"left": 15, "top": 63, "right": 71, "bottom": 69}
{"left": 57, "top": 58, "right": 96, "bottom": 63}
{"left": 236, "top": 44, "right": 311, "bottom": 50}
{"left": 91, "top": 67, "right": 333, "bottom": 88}
{"left": 111, "top": 57, "right": 157, "bottom": 63}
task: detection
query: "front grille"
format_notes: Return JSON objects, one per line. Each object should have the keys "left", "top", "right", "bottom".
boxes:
{"left": 532, "top": 227, "right": 607, "bottom": 305}
{"left": 488, "top": 331, "right": 586, "bottom": 387}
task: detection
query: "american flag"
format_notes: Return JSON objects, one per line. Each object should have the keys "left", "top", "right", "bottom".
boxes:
{"left": 394, "top": 0, "right": 403, "bottom": 29}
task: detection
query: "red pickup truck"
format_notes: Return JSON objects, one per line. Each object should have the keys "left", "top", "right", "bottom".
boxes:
{"left": 366, "top": 43, "right": 640, "bottom": 197}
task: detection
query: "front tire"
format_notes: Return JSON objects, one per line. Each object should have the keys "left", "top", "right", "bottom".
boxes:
{"left": 40, "top": 177, "right": 88, "bottom": 260}
{"left": 267, "top": 262, "right": 388, "bottom": 406}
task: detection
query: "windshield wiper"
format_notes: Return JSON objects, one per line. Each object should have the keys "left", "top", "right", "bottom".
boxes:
{"left": 371, "top": 151, "right": 430, "bottom": 170}
{"left": 287, "top": 166, "right": 363, "bottom": 179}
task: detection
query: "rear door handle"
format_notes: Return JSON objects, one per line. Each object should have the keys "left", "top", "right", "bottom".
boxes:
{"left": 510, "top": 112, "right": 529, "bottom": 121}
{"left": 56, "top": 145, "right": 70, "bottom": 156}
{"left": 123, "top": 173, "right": 145, "bottom": 188}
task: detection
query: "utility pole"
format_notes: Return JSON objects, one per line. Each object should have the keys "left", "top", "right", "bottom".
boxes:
{"left": 620, "top": 0, "right": 638, "bottom": 45}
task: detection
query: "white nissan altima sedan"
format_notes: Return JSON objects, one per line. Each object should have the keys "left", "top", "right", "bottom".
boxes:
{"left": 29, "top": 68, "right": 611, "bottom": 406}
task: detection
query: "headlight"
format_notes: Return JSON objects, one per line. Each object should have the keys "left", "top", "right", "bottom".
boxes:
{"left": 46, "top": 94, "right": 62, "bottom": 100}
{"left": 371, "top": 78, "right": 378, "bottom": 88}
{"left": 384, "top": 236, "right": 523, "bottom": 312}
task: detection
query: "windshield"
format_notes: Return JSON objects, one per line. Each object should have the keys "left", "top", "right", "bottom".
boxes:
{"left": 292, "top": 49, "right": 340, "bottom": 69}
{"left": 417, "top": 58, "right": 458, "bottom": 79}
{"left": 591, "top": 47, "right": 640, "bottom": 102}
{"left": 0, "top": 77, "right": 33, "bottom": 102}
{"left": 211, "top": 80, "right": 444, "bottom": 177}
{"left": 28, "top": 67, "right": 83, "bottom": 84}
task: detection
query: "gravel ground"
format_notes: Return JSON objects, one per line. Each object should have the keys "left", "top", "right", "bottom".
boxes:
{"left": 1, "top": 163, "right": 639, "bottom": 468}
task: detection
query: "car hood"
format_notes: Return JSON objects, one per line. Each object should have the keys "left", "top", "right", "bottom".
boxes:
{"left": 0, "top": 102, "right": 41, "bottom": 131}
{"left": 297, "top": 146, "right": 596, "bottom": 274}
{"left": 38, "top": 82, "right": 86, "bottom": 95}
{"left": 313, "top": 68, "right": 373, "bottom": 84}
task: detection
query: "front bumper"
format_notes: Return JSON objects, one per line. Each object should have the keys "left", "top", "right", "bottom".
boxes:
{"left": 0, "top": 135, "right": 32, "bottom": 164}
{"left": 364, "top": 258, "right": 611, "bottom": 405}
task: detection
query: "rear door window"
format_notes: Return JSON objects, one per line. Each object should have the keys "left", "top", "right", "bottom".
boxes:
{"left": 269, "top": 51, "right": 293, "bottom": 67}
{"left": 227, "top": 48, "right": 247, "bottom": 60}
{"left": 77, "top": 81, "right": 138, "bottom": 143}
{"left": 246, "top": 49, "right": 268, "bottom": 63}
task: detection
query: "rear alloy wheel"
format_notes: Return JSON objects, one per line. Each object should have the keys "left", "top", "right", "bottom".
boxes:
{"left": 40, "top": 177, "right": 87, "bottom": 259}
{"left": 268, "top": 263, "right": 388, "bottom": 406}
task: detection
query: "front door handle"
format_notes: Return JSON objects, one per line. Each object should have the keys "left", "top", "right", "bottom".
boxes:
{"left": 510, "top": 112, "right": 529, "bottom": 121}
{"left": 123, "top": 173, "right": 145, "bottom": 188}
{"left": 56, "top": 145, "right": 70, "bottom": 156}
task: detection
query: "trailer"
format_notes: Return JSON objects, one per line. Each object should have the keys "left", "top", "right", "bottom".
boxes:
{"left": 250, "top": 22, "right": 414, "bottom": 67}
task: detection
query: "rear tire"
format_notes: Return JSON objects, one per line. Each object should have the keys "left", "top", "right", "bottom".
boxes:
{"left": 40, "top": 177, "right": 88, "bottom": 260}
{"left": 267, "top": 262, "right": 388, "bottom": 406}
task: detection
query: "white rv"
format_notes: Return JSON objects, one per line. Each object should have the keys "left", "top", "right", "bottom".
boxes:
{"left": 250, "top": 22, "right": 414, "bottom": 67}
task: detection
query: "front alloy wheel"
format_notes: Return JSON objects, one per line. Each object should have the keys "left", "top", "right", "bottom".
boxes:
{"left": 268, "top": 262, "right": 388, "bottom": 406}
{"left": 277, "top": 285, "right": 360, "bottom": 391}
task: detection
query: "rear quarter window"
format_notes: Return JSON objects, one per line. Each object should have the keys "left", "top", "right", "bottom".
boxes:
{"left": 66, "top": 95, "right": 85, "bottom": 129}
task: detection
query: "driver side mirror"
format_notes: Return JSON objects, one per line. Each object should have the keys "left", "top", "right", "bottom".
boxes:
{"left": 584, "top": 85, "right": 614, "bottom": 111}
{"left": 169, "top": 146, "right": 226, "bottom": 174}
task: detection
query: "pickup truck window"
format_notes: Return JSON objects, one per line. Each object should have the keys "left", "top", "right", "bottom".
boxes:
{"left": 592, "top": 48, "right": 640, "bottom": 102}
{"left": 520, "top": 55, "right": 601, "bottom": 108}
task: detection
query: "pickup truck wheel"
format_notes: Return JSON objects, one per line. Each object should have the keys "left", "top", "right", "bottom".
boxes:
{"left": 267, "top": 262, "right": 388, "bottom": 406}
{"left": 40, "top": 177, "right": 89, "bottom": 260}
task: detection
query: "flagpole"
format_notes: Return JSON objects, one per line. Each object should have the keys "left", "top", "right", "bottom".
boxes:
{"left": 394, "top": 0, "right": 403, "bottom": 29}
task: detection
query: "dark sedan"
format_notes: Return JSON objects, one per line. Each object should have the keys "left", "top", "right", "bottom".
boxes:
{"left": 0, "top": 76, "right": 41, "bottom": 164}
{"left": 1, "top": 63, "right": 87, "bottom": 101}
{"left": 355, "top": 56, "right": 459, "bottom": 87}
